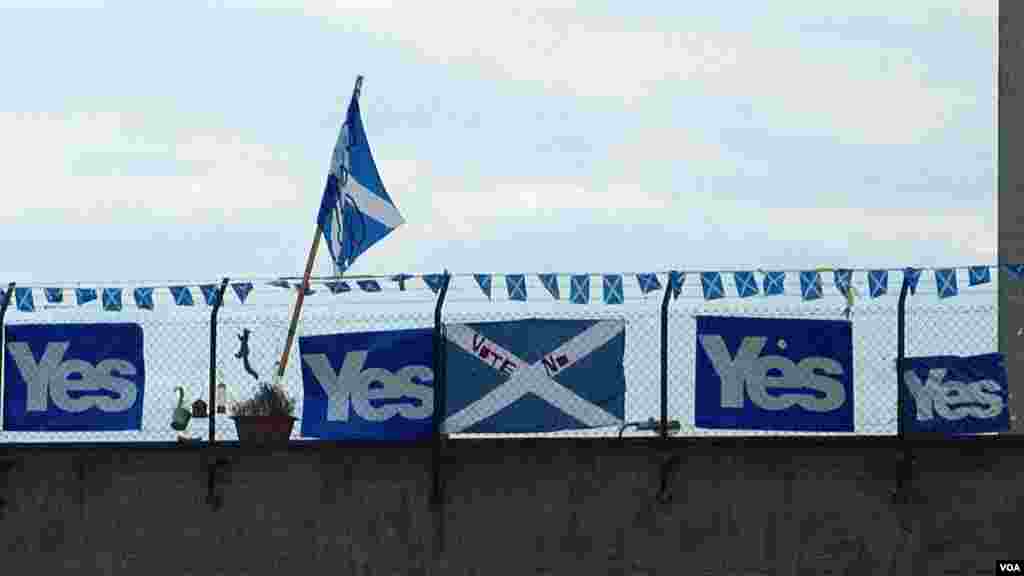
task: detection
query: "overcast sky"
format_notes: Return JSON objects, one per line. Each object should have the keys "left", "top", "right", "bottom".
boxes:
{"left": 0, "top": 1, "right": 996, "bottom": 285}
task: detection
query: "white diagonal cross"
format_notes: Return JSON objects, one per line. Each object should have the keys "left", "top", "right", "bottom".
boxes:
{"left": 571, "top": 276, "right": 589, "bottom": 303}
{"left": 444, "top": 320, "right": 625, "bottom": 432}
{"left": 603, "top": 276, "right": 623, "bottom": 303}
{"left": 736, "top": 273, "right": 757, "bottom": 296}
{"left": 507, "top": 275, "right": 526, "bottom": 300}
{"left": 702, "top": 273, "right": 723, "bottom": 298}
{"left": 937, "top": 271, "right": 955, "bottom": 296}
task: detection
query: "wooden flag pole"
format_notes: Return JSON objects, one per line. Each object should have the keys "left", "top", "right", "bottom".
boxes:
{"left": 273, "top": 75, "right": 364, "bottom": 386}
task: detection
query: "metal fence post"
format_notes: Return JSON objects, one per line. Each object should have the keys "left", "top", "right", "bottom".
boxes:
{"left": 209, "top": 278, "right": 230, "bottom": 445}
{"left": 660, "top": 279, "right": 672, "bottom": 440}
{"left": 893, "top": 274, "right": 913, "bottom": 526}
{"left": 432, "top": 271, "right": 452, "bottom": 508}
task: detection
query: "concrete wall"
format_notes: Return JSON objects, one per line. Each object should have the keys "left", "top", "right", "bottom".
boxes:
{"left": 1, "top": 439, "right": 1020, "bottom": 575}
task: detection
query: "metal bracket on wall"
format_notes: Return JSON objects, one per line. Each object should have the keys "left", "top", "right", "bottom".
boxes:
{"left": 205, "top": 454, "right": 231, "bottom": 511}
{"left": 0, "top": 458, "right": 18, "bottom": 520}
{"left": 619, "top": 418, "right": 682, "bottom": 503}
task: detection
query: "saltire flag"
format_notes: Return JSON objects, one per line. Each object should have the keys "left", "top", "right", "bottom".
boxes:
{"left": 443, "top": 319, "right": 626, "bottom": 433}
{"left": 44, "top": 288, "right": 63, "bottom": 303}
{"left": 317, "top": 76, "right": 404, "bottom": 276}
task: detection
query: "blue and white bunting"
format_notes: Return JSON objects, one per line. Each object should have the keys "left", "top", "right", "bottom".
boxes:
{"left": 231, "top": 282, "right": 253, "bottom": 304}
{"left": 669, "top": 271, "right": 685, "bottom": 299}
{"left": 423, "top": 274, "right": 446, "bottom": 294}
{"left": 169, "top": 286, "right": 194, "bottom": 306}
{"left": 134, "top": 287, "right": 154, "bottom": 310}
{"left": 291, "top": 283, "right": 316, "bottom": 296}
{"left": 505, "top": 274, "right": 526, "bottom": 301}
{"left": 1008, "top": 264, "right": 1024, "bottom": 280}
{"left": 102, "top": 288, "right": 122, "bottom": 311}
{"left": 570, "top": 275, "right": 590, "bottom": 304}
{"left": 474, "top": 274, "right": 492, "bottom": 300}
{"left": 44, "top": 288, "right": 63, "bottom": 303}
{"left": 834, "top": 269, "right": 853, "bottom": 297}
{"left": 200, "top": 284, "right": 219, "bottom": 306}
{"left": 968, "top": 266, "right": 990, "bottom": 286}
{"left": 539, "top": 273, "right": 560, "bottom": 300}
{"left": 903, "top": 268, "right": 921, "bottom": 295}
{"left": 733, "top": 271, "right": 758, "bottom": 298}
{"left": 326, "top": 281, "right": 350, "bottom": 294}
{"left": 357, "top": 280, "right": 381, "bottom": 292}
{"left": 15, "top": 287, "right": 34, "bottom": 312}
{"left": 935, "top": 268, "right": 958, "bottom": 299}
{"left": 603, "top": 274, "right": 623, "bottom": 304}
{"left": 700, "top": 272, "right": 724, "bottom": 300}
{"left": 868, "top": 270, "right": 888, "bottom": 298}
{"left": 763, "top": 271, "right": 785, "bottom": 296}
{"left": 268, "top": 279, "right": 290, "bottom": 290}
{"left": 75, "top": 288, "right": 97, "bottom": 306}
{"left": 800, "top": 271, "right": 822, "bottom": 301}
{"left": 636, "top": 273, "right": 661, "bottom": 294}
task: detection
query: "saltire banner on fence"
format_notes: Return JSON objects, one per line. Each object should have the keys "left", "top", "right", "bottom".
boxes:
{"left": 423, "top": 274, "right": 446, "bottom": 294}
{"left": 44, "top": 288, "right": 63, "bottom": 303}
{"left": 506, "top": 274, "right": 527, "bottom": 301}
{"left": 357, "top": 280, "right": 381, "bottom": 292}
{"left": 169, "top": 286, "right": 194, "bottom": 306}
{"left": 669, "top": 271, "right": 685, "bottom": 299}
{"left": 763, "top": 271, "right": 785, "bottom": 296}
{"left": 3, "top": 323, "right": 145, "bottom": 431}
{"left": 326, "top": 281, "right": 350, "bottom": 294}
{"left": 700, "top": 272, "right": 724, "bottom": 300}
{"left": 1008, "top": 264, "right": 1024, "bottom": 280}
{"left": 15, "top": 287, "right": 34, "bottom": 312}
{"left": 102, "top": 288, "right": 122, "bottom": 311}
{"left": 474, "top": 274, "right": 492, "bottom": 300}
{"left": 75, "top": 288, "right": 97, "bottom": 306}
{"left": 799, "top": 271, "right": 823, "bottom": 301}
{"left": 231, "top": 282, "right": 253, "bottom": 304}
{"left": 901, "top": 353, "right": 1009, "bottom": 435}
{"left": 734, "top": 271, "right": 758, "bottom": 298}
{"left": 903, "top": 268, "right": 921, "bottom": 294}
{"left": 570, "top": 275, "right": 589, "bottom": 304}
{"left": 443, "top": 319, "right": 626, "bottom": 433}
{"left": 539, "top": 274, "right": 560, "bottom": 300}
{"left": 935, "top": 268, "right": 958, "bottom": 299}
{"left": 869, "top": 270, "right": 888, "bottom": 298}
{"left": 969, "top": 266, "right": 990, "bottom": 286}
{"left": 317, "top": 77, "right": 405, "bottom": 276}
{"left": 199, "top": 284, "right": 219, "bottom": 306}
{"left": 636, "top": 273, "right": 661, "bottom": 294}
{"left": 602, "top": 275, "right": 623, "bottom": 304}
{"left": 298, "top": 328, "right": 434, "bottom": 440}
{"left": 134, "top": 288, "right": 154, "bottom": 310}
{"left": 694, "top": 315, "right": 854, "bottom": 432}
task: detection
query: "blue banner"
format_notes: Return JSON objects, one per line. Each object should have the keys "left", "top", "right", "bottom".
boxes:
{"left": 3, "top": 323, "right": 145, "bottom": 431}
{"left": 902, "top": 353, "right": 1009, "bottom": 435}
{"left": 298, "top": 328, "right": 434, "bottom": 441}
{"left": 695, "top": 315, "right": 854, "bottom": 432}
{"left": 444, "top": 319, "right": 625, "bottom": 433}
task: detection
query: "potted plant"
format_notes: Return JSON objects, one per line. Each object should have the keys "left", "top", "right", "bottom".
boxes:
{"left": 229, "top": 381, "right": 297, "bottom": 445}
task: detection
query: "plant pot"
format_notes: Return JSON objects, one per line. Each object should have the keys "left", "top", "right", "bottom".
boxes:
{"left": 230, "top": 416, "right": 296, "bottom": 445}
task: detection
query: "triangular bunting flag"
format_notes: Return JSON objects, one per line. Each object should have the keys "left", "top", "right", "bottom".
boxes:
{"left": 268, "top": 279, "right": 290, "bottom": 290}
{"left": 326, "top": 281, "right": 350, "bottom": 294}
{"left": 423, "top": 274, "right": 446, "bottom": 294}
{"left": 800, "top": 271, "right": 822, "bottom": 301}
{"left": 868, "top": 270, "right": 888, "bottom": 298}
{"left": 570, "top": 275, "right": 590, "bottom": 304}
{"left": 935, "top": 268, "right": 958, "bottom": 299}
{"left": 44, "top": 288, "right": 63, "bottom": 303}
{"left": 763, "top": 271, "right": 785, "bottom": 296}
{"left": 903, "top": 268, "right": 921, "bottom": 295}
{"left": 1007, "top": 264, "right": 1024, "bottom": 280}
{"left": 539, "top": 274, "right": 560, "bottom": 300}
{"left": 169, "top": 286, "right": 194, "bottom": 306}
{"left": 506, "top": 274, "right": 527, "bottom": 301}
{"left": 968, "top": 266, "right": 990, "bottom": 286}
{"left": 75, "top": 288, "right": 97, "bottom": 306}
{"left": 15, "top": 287, "right": 34, "bottom": 312}
{"left": 733, "top": 271, "right": 758, "bottom": 298}
{"left": 669, "top": 271, "right": 685, "bottom": 299}
{"left": 200, "top": 284, "right": 219, "bottom": 306}
{"left": 474, "top": 274, "right": 492, "bottom": 300}
{"left": 231, "top": 282, "right": 253, "bottom": 304}
{"left": 357, "top": 280, "right": 381, "bottom": 292}
{"left": 102, "top": 288, "right": 122, "bottom": 311}
{"left": 602, "top": 275, "right": 623, "bottom": 304}
{"left": 291, "top": 283, "right": 315, "bottom": 296}
{"left": 834, "top": 269, "right": 853, "bottom": 297}
{"left": 636, "top": 273, "right": 661, "bottom": 294}
{"left": 700, "top": 272, "right": 724, "bottom": 300}
{"left": 134, "top": 287, "right": 154, "bottom": 310}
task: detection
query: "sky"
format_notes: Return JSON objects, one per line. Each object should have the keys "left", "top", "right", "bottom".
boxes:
{"left": 0, "top": 0, "right": 997, "bottom": 286}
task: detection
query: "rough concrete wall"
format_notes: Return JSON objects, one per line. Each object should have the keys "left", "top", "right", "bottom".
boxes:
{"left": 0, "top": 440, "right": 1020, "bottom": 575}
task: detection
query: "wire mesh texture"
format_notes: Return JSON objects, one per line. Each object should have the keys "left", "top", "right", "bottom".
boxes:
{"left": 0, "top": 269, "right": 1002, "bottom": 444}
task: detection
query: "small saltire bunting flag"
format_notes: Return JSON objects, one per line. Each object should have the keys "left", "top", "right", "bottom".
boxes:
{"left": 15, "top": 287, "right": 34, "bottom": 312}
{"left": 391, "top": 273, "right": 413, "bottom": 291}
{"left": 763, "top": 271, "right": 785, "bottom": 296}
{"left": 474, "top": 274, "right": 492, "bottom": 300}
{"left": 669, "top": 271, "right": 685, "bottom": 299}
{"left": 636, "top": 273, "right": 661, "bottom": 294}
{"left": 357, "top": 280, "right": 381, "bottom": 292}
{"left": 800, "top": 271, "right": 823, "bottom": 301}
{"left": 1007, "top": 264, "right": 1024, "bottom": 280}
{"left": 44, "top": 288, "right": 63, "bottom": 303}
{"left": 506, "top": 274, "right": 527, "bottom": 301}
{"left": 603, "top": 274, "right": 623, "bottom": 304}
{"left": 102, "top": 288, "right": 122, "bottom": 311}
{"left": 868, "top": 270, "right": 888, "bottom": 298}
{"left": 700, "top": 272, "right": 724, "bottom": 300}
{"left": 935, "top": 268, "right": 958, "bottom": 299}
{"left": 200, "top": 284, "right": 219, "bottom": 306}
{"left": 968, "top": 266, "right": 990, "bottom": 286}
{"left": 539, "top": 273, "right": 560, "bottom": 300}
{"left": 0, "top": 288, "right": 5, "bottom": 305}
{"left": 75, "top": 288, "right": 97, "bottom": 305}
{"left": 291, "top": 283, "right": 315, "bottom": 296}
{"left": 169, "top": 286, "right": 194, "bottom": 306}
{"left": 268, "top": 279, "right": 290, "bottom": 289}
{"left": 326, "top": 281, "right": 350, "bottom": 294}
{"left": 733, "top": 271, "right": 758, "bottom": 298}
{"left": 231, "top": 282, "right": 253, "bottom": 304}
{"left": 134, "top": 287, "right": 154, "bottom": 310}
{"left": 903, "top": 268, "right": 921, "bottom": 295}
{"left": 570, "top": 274, "right": 590, "bottom": 304}
{"left": 423, "top": 274, "right": 446, "bottom": 294}
{"left": 834, "top": 269, "right": 853, "bottom": 297}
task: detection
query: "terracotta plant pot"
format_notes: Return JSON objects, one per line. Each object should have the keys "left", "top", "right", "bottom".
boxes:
{"left": 230, "top": 416, "right": 296, "bottom": 445}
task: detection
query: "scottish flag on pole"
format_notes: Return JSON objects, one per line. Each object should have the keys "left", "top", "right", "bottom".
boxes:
{"left": 318, "top": 76, "right": 405, "bottom": 275}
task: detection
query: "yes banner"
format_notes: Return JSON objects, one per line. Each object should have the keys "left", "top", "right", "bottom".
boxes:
{"left": 298, "top": 328, "right": 434, "bottom": 440}
{"left": 695, "top": 315, "right": 854, "bottom": 432}
{"left": 444, "top": 319, "right": 625, "bottom": 433}
{"left": 3, "top": 323, "right": 145, "bottom": 431}
{"left": 902, "top": 353, "right": 1009, "bottom": 435}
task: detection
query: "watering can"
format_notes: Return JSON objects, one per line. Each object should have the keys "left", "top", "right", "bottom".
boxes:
{"left": 171, "top": 387, "right": 192, "bottom": 431}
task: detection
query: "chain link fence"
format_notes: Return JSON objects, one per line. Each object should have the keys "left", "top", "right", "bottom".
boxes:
{"left": 0, "top": 270, "right": 1006, "bottom": 444}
